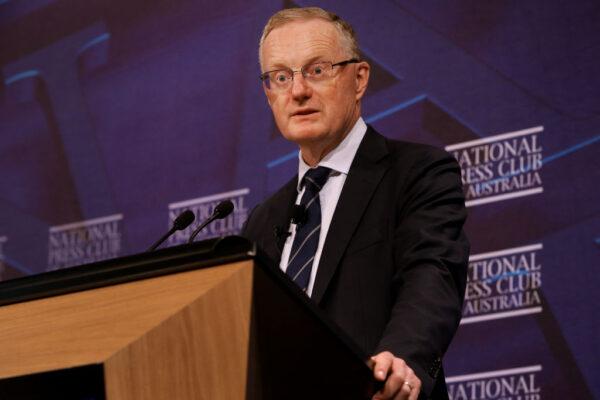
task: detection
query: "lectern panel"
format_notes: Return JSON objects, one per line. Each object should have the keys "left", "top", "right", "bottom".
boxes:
{"left": 104, "top": 261, "right": 254, "bottom": 400}
{"left": 0, "top": 261, "right": 249, "bottom": 380}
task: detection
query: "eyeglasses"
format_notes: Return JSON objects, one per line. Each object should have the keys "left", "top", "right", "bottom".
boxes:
{"left": 260, "top": 59, "right": 360, "bottom": 90}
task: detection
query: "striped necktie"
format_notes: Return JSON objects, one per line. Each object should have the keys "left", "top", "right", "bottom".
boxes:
{"left": 286, "top": 166, "right": 331, "bottom": 292}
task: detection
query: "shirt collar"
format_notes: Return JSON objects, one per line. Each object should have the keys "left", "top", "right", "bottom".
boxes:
{"left": 297, "top": 117, "right": 367, "bottom": 191}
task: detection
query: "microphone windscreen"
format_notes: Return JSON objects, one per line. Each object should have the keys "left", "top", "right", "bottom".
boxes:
{"left": 213, "top": 200, "right": 234, "bottom": 219}
{"left": 173, "top": 210, "right": 195, "bottom": 230}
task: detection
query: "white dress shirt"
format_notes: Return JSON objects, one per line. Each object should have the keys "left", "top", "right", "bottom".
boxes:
{"left": 279, "top": 117, "right": 367, "bottom": 296}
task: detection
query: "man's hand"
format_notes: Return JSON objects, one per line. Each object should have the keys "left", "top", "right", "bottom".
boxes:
{"left": 369, "top": 351, "right": 422, "bottom": 400}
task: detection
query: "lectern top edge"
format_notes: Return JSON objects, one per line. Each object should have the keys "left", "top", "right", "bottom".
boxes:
{"left": 0, "top": 235, "right": 255, "bottom": 307}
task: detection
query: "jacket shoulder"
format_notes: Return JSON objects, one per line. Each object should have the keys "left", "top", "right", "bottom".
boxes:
{"left": 366, "top": 125, "right": 454, "bottom": 165}
{"left": 386, "top": 137, "right": 454, "bottom": 165}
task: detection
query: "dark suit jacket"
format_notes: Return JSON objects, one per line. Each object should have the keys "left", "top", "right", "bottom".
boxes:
{"left": 242, "top": 126, "right": 469, "bottom": 399}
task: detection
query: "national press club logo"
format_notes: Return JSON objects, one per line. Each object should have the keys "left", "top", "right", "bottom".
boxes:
{"left": 167, "top": 188, "right": 250, "bottom": 246}
{"left": 461, "top": 244, "right": 543, "bottom": 325}
{"left": 447, "top": 365, "right": 542, "bottom": 400}
{"left": 47, "top": 214, "right": 123, "bottom": 271}
{"left": 445, "top": 126, "right": 543, "bottom": 207}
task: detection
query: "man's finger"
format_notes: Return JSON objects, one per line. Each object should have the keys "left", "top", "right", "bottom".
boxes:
{"left": 370, "top": 353, "right": 422, "bottom": 400}
{"left": 405, "top": 367, "right": 422, "bottom": 400}
{"left": 379, "top": 357, "right": 408, "bottom": 399}
{"left": 370, "top": 352, "right": 394, "bottom": 381}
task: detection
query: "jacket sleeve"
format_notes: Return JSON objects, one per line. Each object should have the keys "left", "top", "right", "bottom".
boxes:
{"left": 375, "top": 147, "right": 469, "bottom": 397}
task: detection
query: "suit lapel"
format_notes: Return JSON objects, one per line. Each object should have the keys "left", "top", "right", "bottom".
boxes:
{"left": 311, "top": 127, "right": 390, "bottom": 304}
{"left": 260, "top": 177, "right": 298, "bottom": 264}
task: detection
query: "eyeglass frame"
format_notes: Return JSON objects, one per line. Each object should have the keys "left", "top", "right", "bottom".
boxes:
{"left": 259, "top": 58, "right": 360, "bottom": 90}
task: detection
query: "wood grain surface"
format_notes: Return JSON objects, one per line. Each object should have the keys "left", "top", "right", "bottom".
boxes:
{"left": 0, "top": 259, "right": 254, "bottom": 400}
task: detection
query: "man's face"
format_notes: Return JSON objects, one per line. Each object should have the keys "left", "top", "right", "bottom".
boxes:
{"left": 260, "top": 19, "right": 369, "bottom": 150}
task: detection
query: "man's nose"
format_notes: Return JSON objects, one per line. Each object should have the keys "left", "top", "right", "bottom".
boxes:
{"left": 290, "top": 72, "right": 312, "bottom": 100}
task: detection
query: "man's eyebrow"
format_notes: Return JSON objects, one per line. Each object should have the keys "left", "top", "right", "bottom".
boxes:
{"left": 266, "top": 62, "right": 290, "bottom": 70}
{"left": 266, "top": 55, "right": 329, "bottom": 71}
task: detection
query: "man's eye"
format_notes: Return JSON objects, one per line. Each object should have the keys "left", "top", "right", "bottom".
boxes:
{"left": 313, "top": 66, "right": 323, "bottom": 75}
{"left": 275, "top": 73, "right": 288, "bottom": 82}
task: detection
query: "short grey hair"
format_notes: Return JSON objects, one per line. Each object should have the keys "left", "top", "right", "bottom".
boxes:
{"left": 259, "top": 7, "right": 361, "bottom": 67}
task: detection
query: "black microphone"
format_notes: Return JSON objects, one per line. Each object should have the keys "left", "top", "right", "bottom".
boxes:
{"left": 147, "top": 210, "right": 195, "bottom": 251}
{"left": 274, "top": 226, "right": 291, "bottom": 239}
{"left": 273, "top": 225, "right": 290, "bottom": 252}
{"left": 187, "top": 200, "right": 234, "bottom": 243}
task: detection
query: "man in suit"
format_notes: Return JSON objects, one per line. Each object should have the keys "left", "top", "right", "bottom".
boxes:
{"left": 242, "top": 7, "right": 469, "bottom": 400}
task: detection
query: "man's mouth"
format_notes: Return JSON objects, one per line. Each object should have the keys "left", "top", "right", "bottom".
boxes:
{"left": 291, "top": 109, "right": 319, "bottom": 117}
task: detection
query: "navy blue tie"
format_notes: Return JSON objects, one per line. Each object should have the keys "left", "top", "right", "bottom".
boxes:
{"left": 286, "top": 166, "right": 331, "bottom": 292}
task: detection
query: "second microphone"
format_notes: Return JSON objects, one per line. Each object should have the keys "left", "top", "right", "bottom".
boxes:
{"left": 187, "top": 200, "right": 235, "bottom": 243}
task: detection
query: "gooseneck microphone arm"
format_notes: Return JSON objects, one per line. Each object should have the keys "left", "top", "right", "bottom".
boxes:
{"left": 147, "top": 210, "right": 195, "bottom": 252}
{"left": 187, "top": 200, "right": 234, "bottom": 244}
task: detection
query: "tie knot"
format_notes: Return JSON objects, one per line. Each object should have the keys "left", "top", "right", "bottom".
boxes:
{"left": 302, "top": 166, "right": 331, "bottom": 192}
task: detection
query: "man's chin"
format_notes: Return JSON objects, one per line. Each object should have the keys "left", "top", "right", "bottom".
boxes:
{"left": 282, "top": 122, "right": 325, "bottom": 143}
{"left": 284, "top": 130, "right": 324, "bottom": 144}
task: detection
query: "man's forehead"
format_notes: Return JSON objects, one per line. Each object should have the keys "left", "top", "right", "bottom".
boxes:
{"left": 262, "top": 19, "right": 343, "bottom": 68}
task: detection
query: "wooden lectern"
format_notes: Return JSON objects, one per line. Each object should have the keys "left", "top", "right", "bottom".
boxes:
{"left": 0, "top": 237, "right": 377, "bottom": 399}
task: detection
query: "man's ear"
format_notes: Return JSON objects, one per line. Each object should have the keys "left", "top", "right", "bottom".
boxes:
{"left": 355, "top": 61, "right": 370, "bottom": 101}
{"left": 264, "top": 86, "right": 274, "bottom": 107}
{"left": 265, "top": 89, "right": 273, "bottom": 108}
